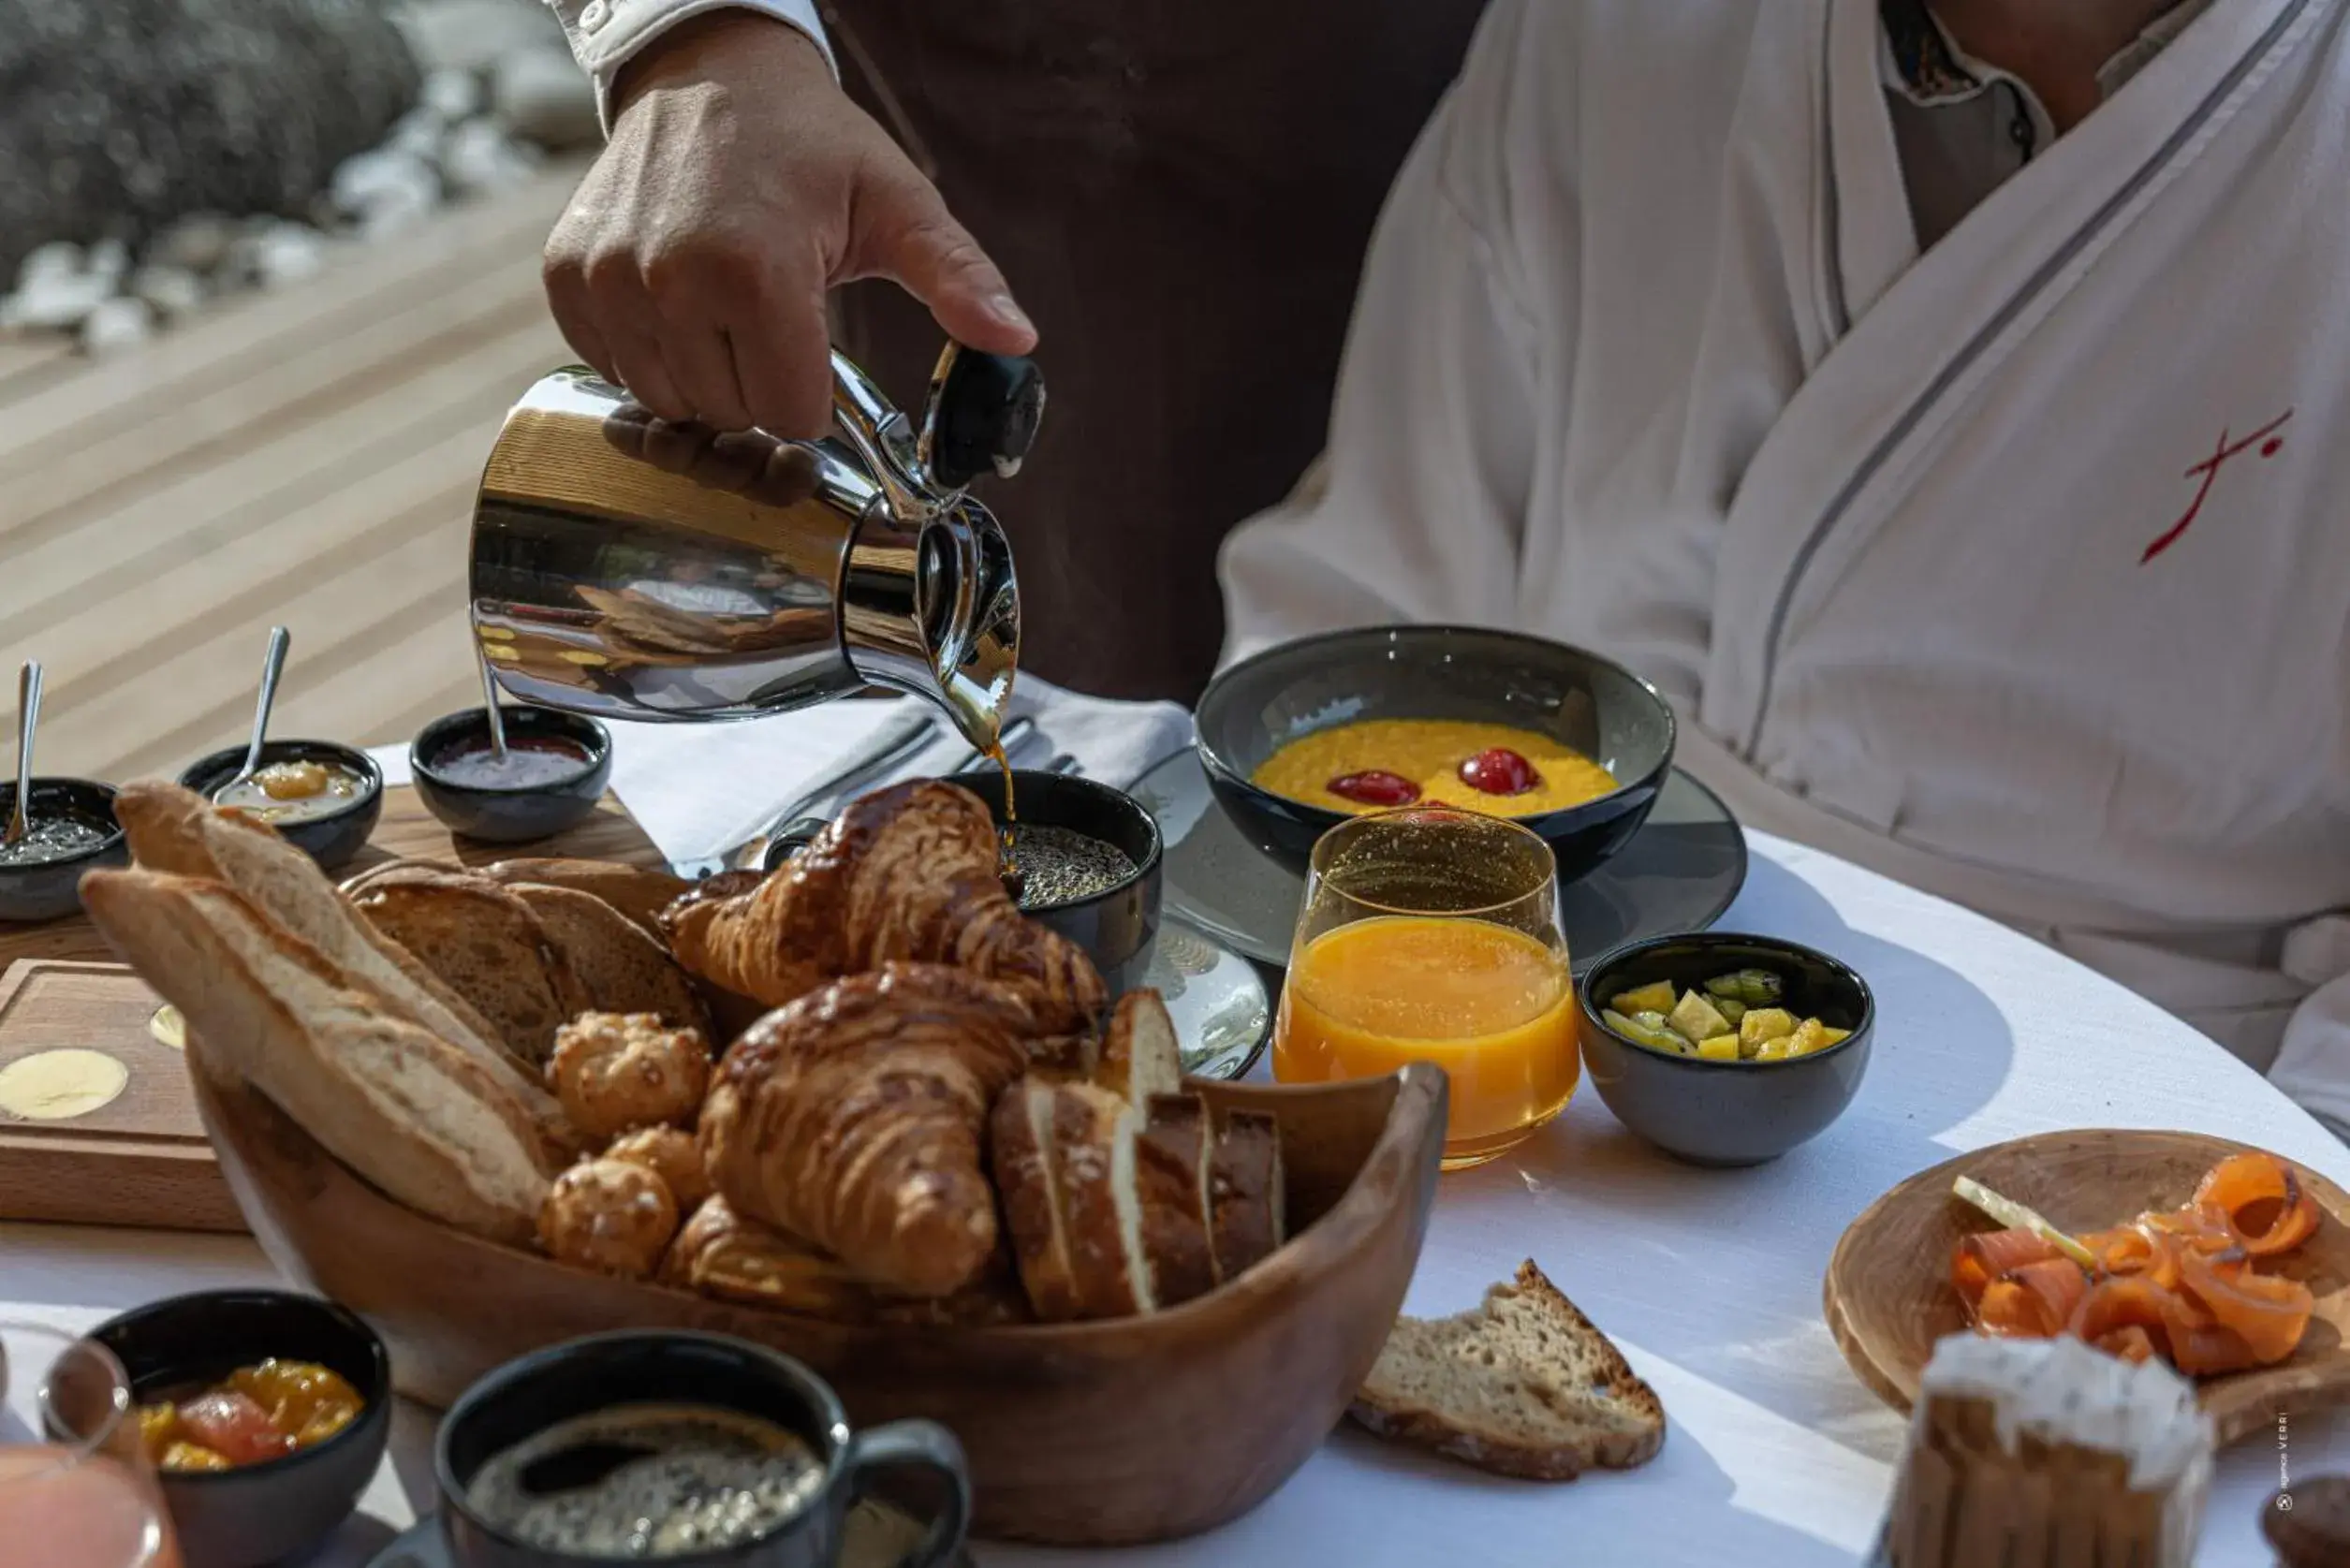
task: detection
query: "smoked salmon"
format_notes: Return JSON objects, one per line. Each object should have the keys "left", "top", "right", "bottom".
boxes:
{"left": 1949, "top": 1150, "right": 2323, "bottom": 1381}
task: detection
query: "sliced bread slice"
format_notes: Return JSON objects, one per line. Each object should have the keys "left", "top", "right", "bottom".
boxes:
{"left": 1095, "top": 988, "right": 1182, "bottom": 1106}
{"left": 1348, "top": 1259, "right": 1666, "bottom": 1480}
{"left": 508, "top": 881, "right": 710, "bottom": 1034}
{"left": 1208, "top": 1107, "right": 1285, "bottom": 1283}
{"left": 1049, "top": 1079, "right": 1155, "bottom": 1319}
{"left": 990, "top": 1076, "right": 1084, "bottom": 1321}
{"left": 1133, "top": 1092, "right": 1217, "bottom": 1308}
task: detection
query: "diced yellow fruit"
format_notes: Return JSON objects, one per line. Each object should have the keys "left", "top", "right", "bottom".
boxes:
{"left": 1696, "top": 1033, "right": 1740, "bottom": 1061}
{"left": 1754, "top": 1038, "right": 1796, "bottom": 1062}
{"left": 1610, "top": 981, "right": 1678, "bottom": 1016}
{"left": 1787, "top": 1018, "right": 1830, "bottom": 1056}
{"left": 1740, "top": 1007, "right": 1797, "bottom": 1047}
{"left": 162, "top": 1441, "right": 229, "bottom": 1473}
{"left": 1820, "top": 1027, "right": 1851, "bottom": 1046}
{"left": 137, "top": 1402, "right": 178, "bottom": 1463}
{"left": 1669, "top": 989, "right": 1733, "bottom": 1045}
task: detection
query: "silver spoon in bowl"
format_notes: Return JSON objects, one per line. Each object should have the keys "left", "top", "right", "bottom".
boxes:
{"left": 5, "top": 661, "right": 41, "bottom": 848}
{"left": 211, "top": 626, "right": 291, "bottom": 803}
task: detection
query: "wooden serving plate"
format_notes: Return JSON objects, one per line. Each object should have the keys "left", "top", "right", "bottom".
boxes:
{"left": 1825, "top": 1130, "right": 2350, "bottom": 1443}
{"left": 188, "top": 1030, "right": 1448, "bottom": 1546}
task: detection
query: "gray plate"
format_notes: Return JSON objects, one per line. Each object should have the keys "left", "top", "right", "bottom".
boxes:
{"left": 1130, "top": 751, "right": 1748, "bottom": 977}
{"left": 1148, "top": 916, "right": 1273, "bottom": 1080}
{"left": 367, "top": 1500, "right": 974, "bottom": 1567}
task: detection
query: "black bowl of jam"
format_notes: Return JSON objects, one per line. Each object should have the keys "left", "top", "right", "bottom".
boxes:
{"left": 410, "top": 707, "right": 612, "bottom": 844}
{"left": 177, "top": 741, "right": 385, "bottom": 872}
{"left": 0, "top": 778, "right": 128, "bottom": 922}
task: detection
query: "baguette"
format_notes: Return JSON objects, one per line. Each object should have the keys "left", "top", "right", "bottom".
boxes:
{"left": 991, "top": 1077, "right": 1083, "bottom": 1320}
{"left": 1209, "top": 1107, "right": 1285, "bottom": 1282}
{"left": 1096, "top": 989, "right": 1182, "bottom": 1106}
{"left": 992, "top": 1076, "right": 1158, "bottom": 1320}
{"left": 110, "top": 783, "right": 571, "bottom": 1168}
{"left": 1349, "top": 1260, "right": 1666, "bottom": 1480}
{"left": 81, "top": 870, "right": 551, "bottom": 1245}
{"left": 1134, "top": 1093, "right": 1218, "bottom": 1307}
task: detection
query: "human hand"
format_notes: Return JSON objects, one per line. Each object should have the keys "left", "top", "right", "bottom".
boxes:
{"left": 544, "top": 10, "right": 1034, "bottom": 437}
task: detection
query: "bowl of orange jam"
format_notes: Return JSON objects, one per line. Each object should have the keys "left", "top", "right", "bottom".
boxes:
{"left": 1196, "top": 626, "right": 1675, "bottom": 881}
{"left": 89, "top": 1289, "right": 390, "bottom": 1568}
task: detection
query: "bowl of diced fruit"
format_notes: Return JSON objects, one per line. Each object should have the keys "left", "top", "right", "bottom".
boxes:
{"left": 1577, "top": 933, "right": 1873, "bottom": 1166}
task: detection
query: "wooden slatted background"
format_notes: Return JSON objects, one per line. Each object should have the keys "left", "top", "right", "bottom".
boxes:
{"left": 0, "top": 163, "right": 586, "bottom": 784}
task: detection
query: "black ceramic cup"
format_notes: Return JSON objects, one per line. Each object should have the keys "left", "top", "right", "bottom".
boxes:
{"left": 85, "top": 1289, "right": 392, "bottom": 1568}
{"left": 409, "top": 706, "right": 612, "bottom": 844}
{"left": 1194, "top": 624, "right": 1677, "bottom": 884}
{"left": 0, "top": 778, "right": 127, "bottom": 922}
{"left": 176, "top": 740, "right": 384, "bottom": 872}
{"left": 1577, "top": 932, "right": 1874, "bottom": 1167}
{"left": 436, "top": 1331, "right": 970, "bottom": 1568}
{"left": 951, "top": 769, "right": 1163, "bottom": 997}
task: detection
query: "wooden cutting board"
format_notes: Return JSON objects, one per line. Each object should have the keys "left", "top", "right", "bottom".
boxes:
{"left": 0, "top": 784, "right": 663, "bottom": 1232}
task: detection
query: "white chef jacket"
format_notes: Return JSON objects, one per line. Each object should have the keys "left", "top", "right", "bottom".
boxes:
{"left": 542, "top": 0, "right": 831, "bottom": 129}
{"left": 1218, "top": 0, "right": 2350, "bottom": 1124}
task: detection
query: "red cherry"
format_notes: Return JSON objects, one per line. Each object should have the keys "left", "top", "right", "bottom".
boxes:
{"left": 1459, "top": 748, "right": 1541, "bottom": 797}
{"left": 1326, "top": 770, "right": 1421, "bottom": 807}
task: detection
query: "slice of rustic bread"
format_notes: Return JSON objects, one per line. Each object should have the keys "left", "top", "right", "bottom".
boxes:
{"left": 1348, "top": 1259, "right": 1666, "bottom": 1481}
{"left": 1208, "top": 1106, "right": 1284, "bottom": 1283}
{"left": 1095, "top": 988, "right": 1182, "bottom": 1106}
{"left": 1133, "top": 1092, "right": 1218, "bottom": 1307}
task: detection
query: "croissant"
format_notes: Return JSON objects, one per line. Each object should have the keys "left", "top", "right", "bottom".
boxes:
{"left": 698, "top": 962, "right": 1061, "bottom": 1297}
{"left": 661, "top": 780, "right": 1107, "bottom": 1033}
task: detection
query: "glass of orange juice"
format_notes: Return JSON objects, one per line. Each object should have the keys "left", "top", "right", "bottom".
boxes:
{"left": 1272, "top": 806, "right": 1578, "bottom": 1169}
{"left": 1, "top": 1321, "right": 181, "bottom": 1568}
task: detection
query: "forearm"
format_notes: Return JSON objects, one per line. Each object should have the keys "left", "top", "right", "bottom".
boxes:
{"left": 542, "top": 0, "right": 835, "bottom": 133}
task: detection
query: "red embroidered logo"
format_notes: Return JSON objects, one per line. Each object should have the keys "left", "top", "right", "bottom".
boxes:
{"left": 2141, "top": 409, "right": 2293, "bottom": 564}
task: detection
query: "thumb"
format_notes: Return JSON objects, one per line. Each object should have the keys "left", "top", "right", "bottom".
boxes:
{"left": 850, "top": 162, "right": 1037, "bottom": 355}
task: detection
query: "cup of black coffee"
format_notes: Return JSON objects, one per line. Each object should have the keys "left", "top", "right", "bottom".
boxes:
{"left": 435, "top": 1331, "right": 970, "bottom": 1567}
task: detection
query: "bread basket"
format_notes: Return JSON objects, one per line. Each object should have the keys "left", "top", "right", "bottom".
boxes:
{"left": 187, "top": 1032, "right": 1447, "bottom": 1546}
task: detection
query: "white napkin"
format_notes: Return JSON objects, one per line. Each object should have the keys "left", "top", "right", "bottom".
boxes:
{"left": 598, "top": 677, "right": 1194, "bottom": 864}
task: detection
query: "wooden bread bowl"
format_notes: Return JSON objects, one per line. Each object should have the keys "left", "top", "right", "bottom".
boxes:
{"left": 188, "top": 1030, "right": 1447, "bottom": 1546}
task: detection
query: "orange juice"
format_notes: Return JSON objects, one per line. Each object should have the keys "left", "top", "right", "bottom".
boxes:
{"left": 1274, "top": 916, "right": 1579, "bottom": 1166}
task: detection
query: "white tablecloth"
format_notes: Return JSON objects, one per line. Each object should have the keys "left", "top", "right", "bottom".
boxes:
{"left": 7, "top": 696, "right": 2344, "bottom": 1566}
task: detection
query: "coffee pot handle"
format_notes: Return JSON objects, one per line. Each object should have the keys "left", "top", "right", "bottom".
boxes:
{"left": 845, "top": 1418, "right": 973, "bottom": 1566}
{"left": 918, "top": 345, "right": 1045, "bottom": 490}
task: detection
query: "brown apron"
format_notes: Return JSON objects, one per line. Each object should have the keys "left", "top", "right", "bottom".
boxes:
{"left": 825, "top": 1, "right": 1487, "bottom": 702}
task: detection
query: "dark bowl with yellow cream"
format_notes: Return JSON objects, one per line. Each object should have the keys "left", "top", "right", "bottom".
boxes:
{"left": 1194, "top": 625, "right": 1676, "bottom": 883}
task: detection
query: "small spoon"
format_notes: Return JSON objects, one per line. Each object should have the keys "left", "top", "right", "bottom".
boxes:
{"left": 213, "top": 626, "right": 291, "bottom": 802}
{"left": 477, "top": 647, "right": 510, "bottom": 765}
{"left": 6, "top": 661, "right": 41, "bottom": 847}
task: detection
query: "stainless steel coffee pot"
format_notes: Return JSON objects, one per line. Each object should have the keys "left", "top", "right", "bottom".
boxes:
{"left": 467, "top": 344, "right": 1042, "bottom": 753}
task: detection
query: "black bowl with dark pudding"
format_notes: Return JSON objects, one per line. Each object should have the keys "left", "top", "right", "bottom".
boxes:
{"left": 177, "top": 741, "right": 383, "bottom": 872}
{"left": 950, "top": 769, "right": 1164, "bottom": 999}
{"left": 409, "top": 707, "right": 612, "bottom": 844}
{"left": 1577, "top": 932, "right": 1875, "bottom": 1167}
{"left": 1194, "top": 624, "right": 1677, "bottom": 883}
{"left": 0, "top": 778, "right": 128, "bottom": 922}
{"left": 86, "top": 1289, "right": 392, "bottom": 1568}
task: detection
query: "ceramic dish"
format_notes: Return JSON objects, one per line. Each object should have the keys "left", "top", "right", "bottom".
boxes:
{"left": 1577, "top": 933, "right": 1873, "bottom": 1165}
{"left": 1825, "top": 1130, "right": 2350, "bottom": 1444}
{"left": 1132, "top": 748, "right": 1746, "bottom": 976}
{"left": 86, "top": 1289, "right": 392, "bottom": 1568}
{"left": 0, "top": 778, "right": 127, "bottom": 921}
{"left": 1193, "top": 625, "right": 1676, "bottom": 880}
{"left": 364, "top": 1502, "right": 976, "bottom": 1568}
{"left": 949, "top": 769, "right": 1163, "bottom": 998}
{"left": 409, "top": 708, "right": 612, "bottom": 844}
{"left": 176, "top": 741, "right": 383, "bottom": 872}
{"left": 187, "top": 1033, "right": 1447, "bottom": 1546}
